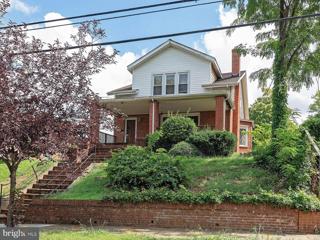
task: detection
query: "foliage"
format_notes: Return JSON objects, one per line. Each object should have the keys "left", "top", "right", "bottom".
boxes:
{"left": 249, "top": 88, "right": 273, "bottom": 126}
{"left": 0, "top": 0, "right": 9, "bottom": 18}
{"left": 225, "top": 1, "right": 320, "bottom": 135}
{"left": 187, "top": 130, "right": 236, "bottom": 156}
{"left": 251, "top": 123, "right": 272, "bottom": 148}
{"left": 106, "top": 146, "right": 188, "bottom": 191}
{"left": 168, "top": 141, "right": 201, "bottom": 157}
{"left": 0, "top": 21, "right": 117, "bottom": 226}
{"left": 302, "top": 113, "right": 320, "bottom": 142}
{"left": 103, "top": 188, "right": 320, "bottom": 211}
{"left": 146, "top": 130, "right": 163, "bottom": 150}
{"left": 254, "top": 123, "right": 311, "bottom": 189}
{"left": 309, "top": 91, "right": 320, "bottom": 115}
{"left": 160, "top": 115, "right": 197, "bottom": 148}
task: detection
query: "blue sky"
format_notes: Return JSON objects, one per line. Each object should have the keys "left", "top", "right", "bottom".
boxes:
{"left": 4, "top": 0, "right": 222, "bottom": 55}
{"left": 3, "top": 0, "right": 317, "bottom": 121}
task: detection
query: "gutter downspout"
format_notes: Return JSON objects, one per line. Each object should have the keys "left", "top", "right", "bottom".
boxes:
{"left": 152, "top": 98, "right": 155, "bottom": 133}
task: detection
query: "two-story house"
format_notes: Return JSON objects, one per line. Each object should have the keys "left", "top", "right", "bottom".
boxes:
{"left": 101, "top": 39, "right": 253, "bottom": 153}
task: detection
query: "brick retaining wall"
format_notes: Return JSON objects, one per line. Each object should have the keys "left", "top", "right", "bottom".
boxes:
{"left": 25, "top": 199, "right": 320, "bottom": 234}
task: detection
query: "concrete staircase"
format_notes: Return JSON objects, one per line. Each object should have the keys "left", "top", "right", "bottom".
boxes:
{"left": 0, "top": 144, "right": 126, "bottom": 224}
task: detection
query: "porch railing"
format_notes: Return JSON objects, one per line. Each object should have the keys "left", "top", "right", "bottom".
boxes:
{"left": 99, "top": 132, "right": 116, "bottom": 144}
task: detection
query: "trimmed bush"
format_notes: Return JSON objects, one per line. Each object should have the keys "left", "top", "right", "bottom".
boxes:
{"left": 106, "top": 146, "right": 188, "bottom": 190}
{"left": 161, "top": 116, "right": 197, "bottom": 146}
{"left": 187, "top": 130, "right": 236, "bottom": 156}
{"left": 169, "top": 141, "right": 201, "bottom": 156}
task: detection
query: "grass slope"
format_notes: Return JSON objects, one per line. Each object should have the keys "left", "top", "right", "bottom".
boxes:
{"left": 52, "top": 155, "right": 278, "bottom": 200}
{"left": 0, "top": 159, "right": 54, "bottom": 195}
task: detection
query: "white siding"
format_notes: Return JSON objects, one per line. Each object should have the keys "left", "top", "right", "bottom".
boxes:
{"left": 132, "top": 47, "right": 216, "bottom": 97}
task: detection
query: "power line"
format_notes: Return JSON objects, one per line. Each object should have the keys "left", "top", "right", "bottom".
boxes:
{"left": 1, "top": 0, "right": 200, "bottom": 30}
{"left": 26, "top": 1, "right": 223, "bottom": 32}
{"left": 15, "top": 12, "right": 320, "bottom": 55}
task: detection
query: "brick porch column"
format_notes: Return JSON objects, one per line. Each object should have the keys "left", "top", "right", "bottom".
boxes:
{"left": 89, "top": 100, "right": 100, "bottom": 146}
{"left": 149, "top": 100, "right": 159, "bottom": 134}
{"left": 215, "top": 96, "right": 226, "bottom": 130}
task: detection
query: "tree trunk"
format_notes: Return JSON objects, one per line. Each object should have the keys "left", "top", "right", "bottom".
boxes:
{"left": 7, "top": 166, "right": 17, "bottom": 227}
{"left": 271, "top": 0, "right": 289, "bottom": 136}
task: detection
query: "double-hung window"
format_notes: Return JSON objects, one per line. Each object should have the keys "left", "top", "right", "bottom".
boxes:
{"left": 239, "top": 125, "right": 249, "bottom": 147}
{"left": 153, "top": 75, "right": 163, "bottom": 95}
{"left": 166, "top": 74, "right": 175, "bottom": 94}
{"left": 178, "top": 72, "right": 188, "bottom": 94}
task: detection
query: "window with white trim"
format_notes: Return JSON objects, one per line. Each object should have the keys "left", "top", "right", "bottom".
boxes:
{"left": 153, "top": 75, "right": 163, "bottom": 95}
{"left": 239, "top": 125, "right": 249, "bottom": 147}
{"left": 178, "top": 72, "right": 188, "bottom": 94}
{"left": 166, "top": 74, "right": 175, "bottom": 94}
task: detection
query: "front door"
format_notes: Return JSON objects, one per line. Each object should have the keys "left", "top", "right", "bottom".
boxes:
{"left": 126, "top": 119, "right": 136, "bottom": 144}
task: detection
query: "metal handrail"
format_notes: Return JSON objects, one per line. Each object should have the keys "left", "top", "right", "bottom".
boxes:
{"left": 42, "top": 146, "right": 96, "bottom": 187}
{"left": 43, "top": 147, "right": 97, "bottom": 198}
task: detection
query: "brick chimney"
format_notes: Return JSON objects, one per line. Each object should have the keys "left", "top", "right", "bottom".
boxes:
{"left": 232, "top": 49, "right": 240, "bottom": 76}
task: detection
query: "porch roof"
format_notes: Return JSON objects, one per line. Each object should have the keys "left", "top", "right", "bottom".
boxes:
{"left": 100, "top": 92, "right": 231, "bottom": 115}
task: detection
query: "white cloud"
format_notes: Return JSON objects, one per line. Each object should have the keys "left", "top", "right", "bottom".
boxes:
{"left": 197, "top": 5, "right": 317, "bottom": 123}
{"left": 9, "top": 0, "right": 38, "bottom": 14}
{"left": 28, "top": 12, "right": 139, "bottom": 98}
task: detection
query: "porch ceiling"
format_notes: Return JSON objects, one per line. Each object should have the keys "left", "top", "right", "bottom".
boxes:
{"left": 102, "top": 97, "right": 229, "bottom": 115}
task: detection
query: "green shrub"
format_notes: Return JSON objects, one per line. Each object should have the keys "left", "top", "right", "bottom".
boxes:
{"left": 106, "top": 146, "right": 188, "bottom": 190}
{"left": 302, "top": 113, "right": 320, "bottom": 142}
{"left": 161, "top": 116, "right": 197, "bottom": 147}
{"left": 254, "top": 123, "right": 311, "bottom": 189}
{"left": 146, "top": 130, "right": 163, "bottom": 150}
{"left": 103, "top": 188, "right": 320, "bottom": 211}
{"left": 187, "top": 130, "right": 236, "bottom": 156}
{"left": 168, "top": 141, "right": 201, "bottom": 156}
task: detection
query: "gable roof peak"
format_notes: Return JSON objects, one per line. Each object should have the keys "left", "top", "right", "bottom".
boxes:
{"left": 127, "top": 39, "right": 222, "bottom": 78}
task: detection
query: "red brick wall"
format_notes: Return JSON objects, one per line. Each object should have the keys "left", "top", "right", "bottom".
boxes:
{"left": 114, "top": 115, "right": 149, "bottom": 145}
{"left": 239, "top": 120, "right": 253, "bottom": 153}
{"left": 232, "top": 49, "right": 240, "bottom": 75}
{"left": 200, "top": 111, "right": 215, "bottom": 129}
{"left": 215, "top": 96, "right": 225, "bottom": 130}
{"left": 114, "top": 116, "right": 125, "bottom": 143}
{"left": 25, "top": 200, "right": 320, "bottom": 234}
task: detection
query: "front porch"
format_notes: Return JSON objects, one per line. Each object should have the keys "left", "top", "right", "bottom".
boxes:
{"left": 101, "top": 94, "right": 240, "bottom": 148}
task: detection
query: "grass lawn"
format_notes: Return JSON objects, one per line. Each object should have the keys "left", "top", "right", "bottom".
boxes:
{"left": 0, "top": 159, "right": 54, "bottom": 195}
{"left": 40, "top": 230, "right": 253, "bottom": 240}
{"left": 52, "top": 155, "right": 279, "bottom": 200}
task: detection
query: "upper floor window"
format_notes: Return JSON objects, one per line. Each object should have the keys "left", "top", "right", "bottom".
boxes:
{"left": 178, "top": 72, "right": 188, "bottom": 94}
{"left": 153, "top": 75, "right": 162, "bottom": 95}
{"left": 166, "top": 74, "right": 175, "bottom": 94}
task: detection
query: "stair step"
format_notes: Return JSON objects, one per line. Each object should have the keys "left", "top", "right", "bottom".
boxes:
{"left": 0, "top": 214, "right": 6, "bottom": 224}
{"left": 27, "top": 188, "right": 63, "bottom": 195}
{"left": 48, "top": 170, "right": 83, "bottom": 175}
{"left": 43, "top": 174, "right": 75, "bottom": 180}
{"left": 32, "top": 183, "right": 69, "bottom": 189}
{"left": 0, "top": 209, "right": 8, "bottom": 215}
{"left": 37, "top": 179, "right": 73, "bottom": 185}
{"left": 23, "top": 193, "right": 46, "bottom": 199}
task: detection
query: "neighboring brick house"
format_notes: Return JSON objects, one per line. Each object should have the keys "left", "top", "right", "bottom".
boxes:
{"left": 101, "top": 39, "right": 253, "bottom": 153}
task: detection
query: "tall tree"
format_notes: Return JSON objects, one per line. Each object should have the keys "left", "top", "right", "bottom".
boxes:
{"left": 0, "top": 21, "right": 117, "bottom": 226}
{"left": 309, "top": 91, "right": 320, "bottom": 115}
{"left": 225, "top": 0, "right": 320, "bottom": 136}
{"left": 0, "top": 0, "right": 9, "bottom": 18}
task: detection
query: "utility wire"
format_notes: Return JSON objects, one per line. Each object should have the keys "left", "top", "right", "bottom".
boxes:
{"left": 0, "top": 0, "right": 200, "bottom": 30}
{"left": 15, "top": 12, "right": 320, "bottom": 55}
{"left": 26, "top": 0, "right": 223, "bottom": 32}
